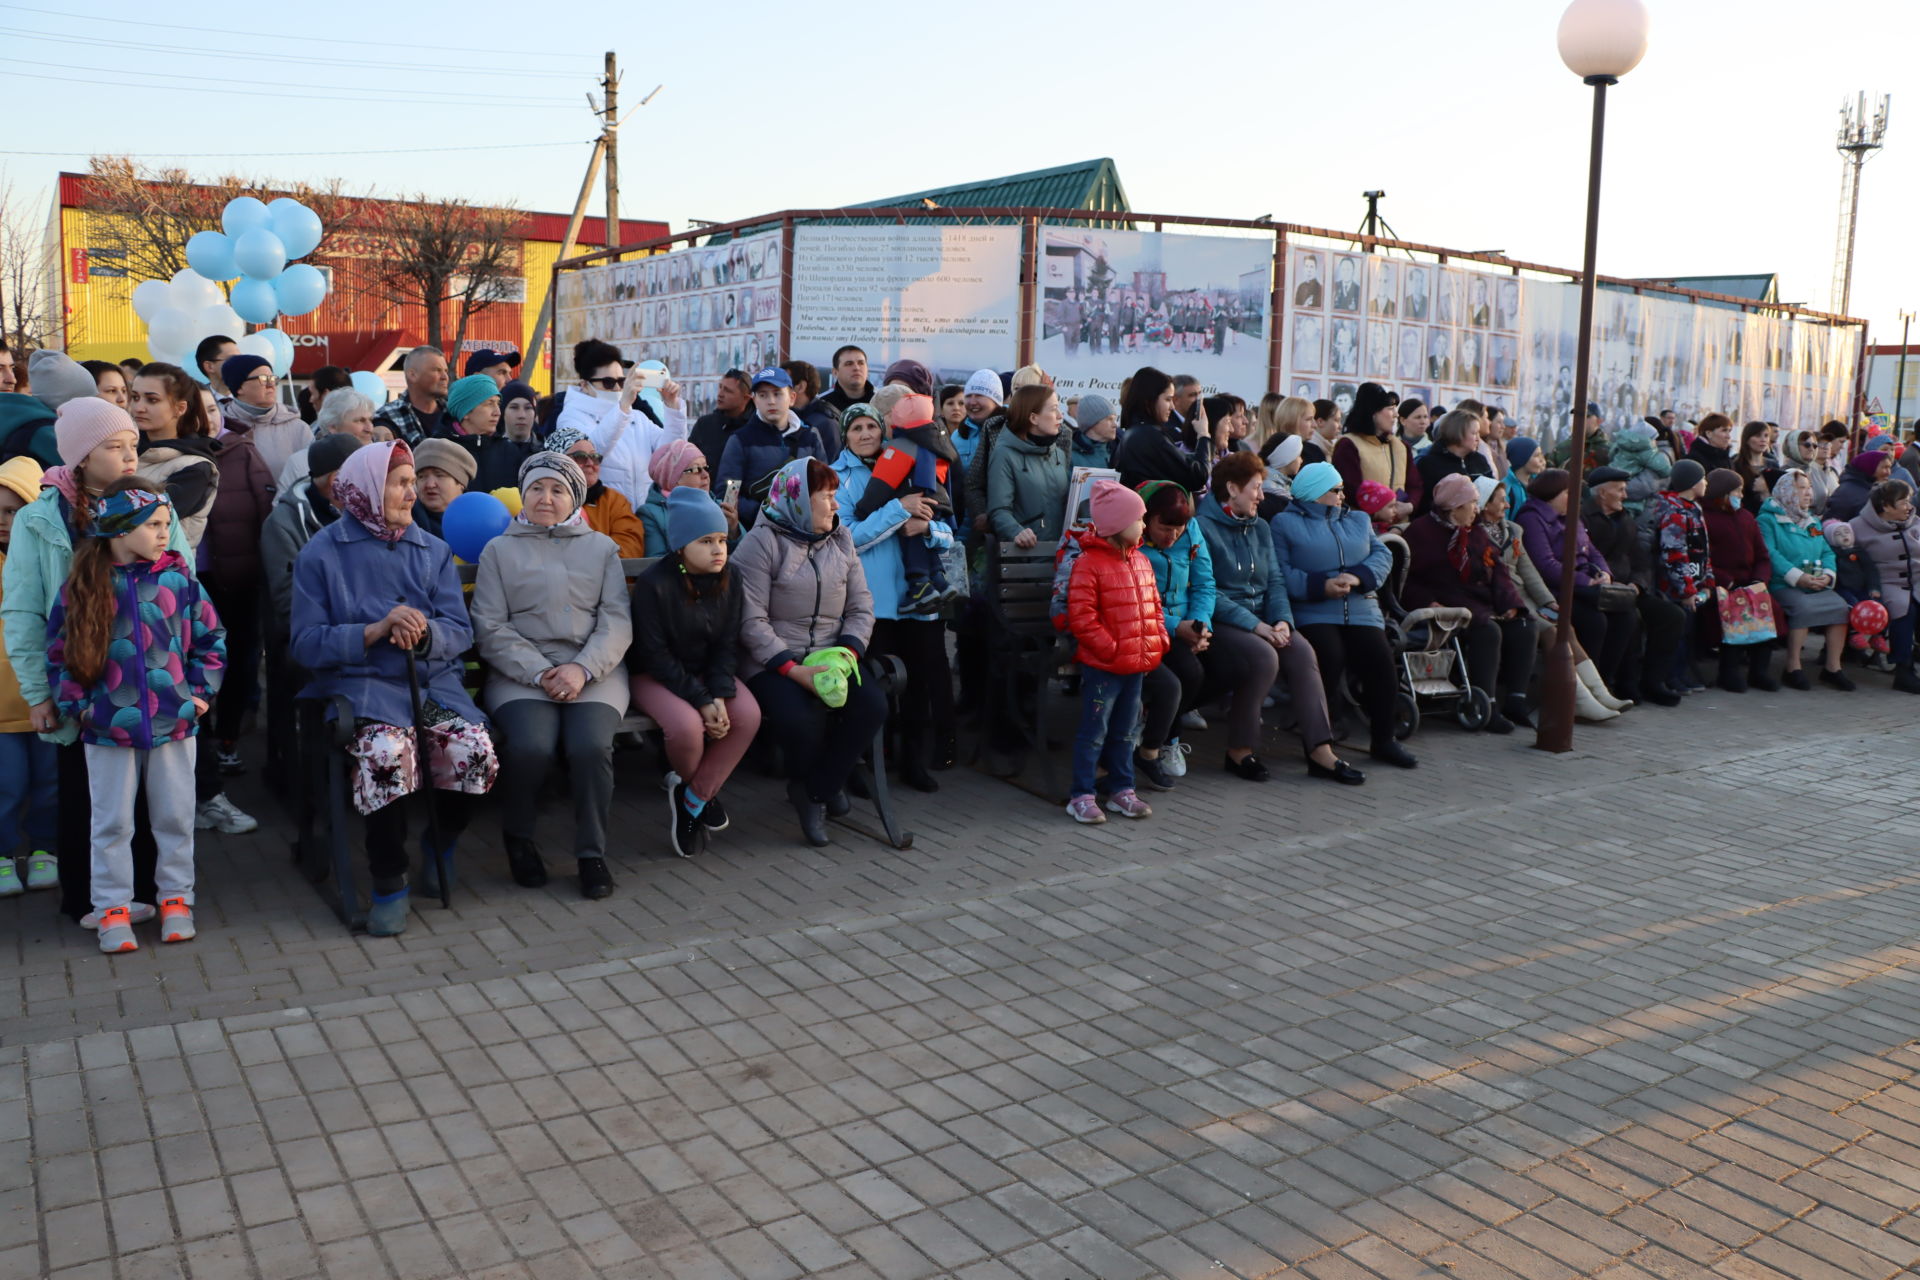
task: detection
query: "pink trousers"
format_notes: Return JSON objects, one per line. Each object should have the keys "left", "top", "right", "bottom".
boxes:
{"left": 628, "top": 677, "right": 762, "bottom": 802}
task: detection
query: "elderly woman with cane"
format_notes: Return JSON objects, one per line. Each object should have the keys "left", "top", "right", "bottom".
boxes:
{"left": 289, "top": 440, "right": 497, "bottom": 935}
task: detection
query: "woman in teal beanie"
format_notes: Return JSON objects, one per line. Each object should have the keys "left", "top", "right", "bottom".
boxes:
{"left": 427, "top": 374, "right": 528, "bottom": 493}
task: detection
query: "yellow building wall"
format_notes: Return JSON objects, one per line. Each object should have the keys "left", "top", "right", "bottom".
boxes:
{"left": 60, "top": 207, "right": 145, "bottom": 364}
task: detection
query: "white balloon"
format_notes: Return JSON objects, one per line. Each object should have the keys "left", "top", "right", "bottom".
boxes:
{"left": 236, "top": 332, "right": 275, "bottom": 362}
{"left": 132, "top": 279, "right": 173, "bottom": 322}
{"left": 147, "top": 307, "right": 196, "bottom": 359}
{"left": 169, "top": 268, "right": 223, "bottom": 314}
{"left": 196, "top": 304, "right": 244, "bottom": 341}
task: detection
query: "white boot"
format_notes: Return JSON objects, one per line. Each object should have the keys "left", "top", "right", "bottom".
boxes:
{"left": 1576, "top": 659, "right": 1632, "bottom": 710}
{"left": 1573, "top": 679, "right": 1621, "bottom": 722}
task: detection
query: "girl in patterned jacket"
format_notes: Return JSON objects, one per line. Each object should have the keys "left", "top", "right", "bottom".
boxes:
{"left": 47, "top": 480, "right": 225, "bottom": 953}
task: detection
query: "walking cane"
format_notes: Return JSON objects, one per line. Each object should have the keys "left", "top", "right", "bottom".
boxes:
{"left": 399, "top": 599, "right": 451, "bottom": 908}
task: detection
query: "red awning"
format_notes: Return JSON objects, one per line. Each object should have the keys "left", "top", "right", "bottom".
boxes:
{"left": 290, "top": 329, "right": 405, "bottom": 377}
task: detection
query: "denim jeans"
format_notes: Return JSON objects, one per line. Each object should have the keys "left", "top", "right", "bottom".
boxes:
{"left": 0, "top": 731, "right": 56, "bottom": 854}
{"left": 1072, "top": 667, "right": 1143, "bottom": 798}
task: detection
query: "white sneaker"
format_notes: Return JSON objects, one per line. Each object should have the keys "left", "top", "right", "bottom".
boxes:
{"left": 1176, "top": 710, "right": 1209, "bottom": 732}
{"left": 1162, "top": 740, "right": 1191, "bottom": 778}
{"left": 81, "top": 902, "right": 156, "bottom": 929}
{"left": 195, "top": 794, "right": 259, "bottom": 834}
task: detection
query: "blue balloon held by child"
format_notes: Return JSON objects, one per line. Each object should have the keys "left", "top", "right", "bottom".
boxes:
{"left": 440, "top": 490, "right": 510, "bottom": 563}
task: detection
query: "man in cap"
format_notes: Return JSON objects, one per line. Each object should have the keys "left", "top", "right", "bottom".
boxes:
{"left": 715, "top": 367, "right": 825, "bottom": 527}
{"left": 464, "top": 349, "right": 517, "bottom": 388}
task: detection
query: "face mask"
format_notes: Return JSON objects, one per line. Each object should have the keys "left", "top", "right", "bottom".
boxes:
{"left": 592, "top": 388, "right": 622, "bottom": 405}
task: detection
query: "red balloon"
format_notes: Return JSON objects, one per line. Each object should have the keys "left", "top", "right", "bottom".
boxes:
{"left": 1851, "top": 599, "right": 1889, "bottom": 635}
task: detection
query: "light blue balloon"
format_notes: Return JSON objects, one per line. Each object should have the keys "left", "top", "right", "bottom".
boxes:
{"left": 185, "top": 231, "right": 238, "bottom": 282}
{"left": 256, "top": 327, "right": 295, "bottom": 377}
{"left": 221, "top": 196, "right": 271, "bottom": 238}
{"left": 267, "top": 198, "right": 323, "bottom": 260}
{"left": 349, "top": 370, "right": 389, "bottom": 404}
{"left": 232, "top": 228, "right": 287, "bottom": 280}
{"left": 272, "top": 263, "right": 328, "bottom": 317}
{"left": 185, "top": 359, "right": 210, "bottom": 386}
{"left": 229, "top": 277, "right": 280, "bottom": 325}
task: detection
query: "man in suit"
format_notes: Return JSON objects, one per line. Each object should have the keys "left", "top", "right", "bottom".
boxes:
{"left": 1294, "top": 254, "right": 1324, "bottom": 308}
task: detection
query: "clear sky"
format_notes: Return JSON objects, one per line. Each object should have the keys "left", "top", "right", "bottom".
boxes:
{"left": 2, "top": 0, "right": 1916, "bottom": 343}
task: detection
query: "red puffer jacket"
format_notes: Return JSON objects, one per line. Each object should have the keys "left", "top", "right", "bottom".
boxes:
{"left": 1066, "top": 532, "right": 1169, "bottom": 675}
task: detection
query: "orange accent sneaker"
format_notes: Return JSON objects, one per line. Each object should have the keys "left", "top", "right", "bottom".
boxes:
{"left": 96, "top": 905, "right": 138, "bottom": 953}
{"left": 158, "top": 897, "right": 196, "bottom": 943}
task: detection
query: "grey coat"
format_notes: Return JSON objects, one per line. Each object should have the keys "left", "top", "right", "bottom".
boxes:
{"left": 1849, "top": 508, "right": 1920, "bottom": 621}
{"left": 986, "top": 430, "right": 1072, "bottom": 544}
{"left": 732, "top": 519, "right": 874, "bottom": 680}
{"left": 469, "top": 520, "right": 632, "bottom": 711}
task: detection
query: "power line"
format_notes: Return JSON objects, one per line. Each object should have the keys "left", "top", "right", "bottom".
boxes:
{"left": 0, "top": 25, "right": 590, "bottom": 78}
{"left": 0, "top": 0, "right": 584, "bottom": 59}
{"left": 0, "top": 56, "right": 579, "bottom": 105}
{"left": 0, "top": 140, "right": 594, "bottom": 160}
{"left": 2, "top": 68, "right": 582, "bottom": 109}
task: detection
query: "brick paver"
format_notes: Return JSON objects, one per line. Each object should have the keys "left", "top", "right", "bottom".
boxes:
{"left": 6, "top": 680, "right": 1920, "bottom": 1277}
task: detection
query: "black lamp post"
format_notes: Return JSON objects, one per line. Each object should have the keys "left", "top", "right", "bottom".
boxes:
{"left": 1535, "top": 0, "right": 1653, "bottom": 754}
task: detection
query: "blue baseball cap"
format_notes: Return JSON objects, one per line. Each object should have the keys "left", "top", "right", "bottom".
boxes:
{"left": 464, "top": 348, "right": 515, "bottom": 377}
{"left": 750, "top": 367, "right": 793, "bottom": 389}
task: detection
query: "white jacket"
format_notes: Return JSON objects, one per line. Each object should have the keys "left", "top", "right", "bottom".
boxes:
{"left": 554, "top": 387, "right": 688, "bottom": 509}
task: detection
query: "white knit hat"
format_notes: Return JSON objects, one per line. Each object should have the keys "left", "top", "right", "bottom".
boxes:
{"left": 963, "top": 369, "right": 1002, "bottom": 403}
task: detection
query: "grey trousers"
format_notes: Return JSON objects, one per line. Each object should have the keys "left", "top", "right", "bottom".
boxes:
{"left": 86, "top": 738, "right": 197, "bottom": 912}
{"left": 491, "top": 699, "right": 620, "bottom": 859}
{"left": 1208, "top": 625, "right": 1336, "bottom": 754}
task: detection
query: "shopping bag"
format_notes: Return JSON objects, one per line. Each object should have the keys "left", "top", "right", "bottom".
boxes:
{"left": 1716, "top": 584, "right": 1778, "bottom": 646}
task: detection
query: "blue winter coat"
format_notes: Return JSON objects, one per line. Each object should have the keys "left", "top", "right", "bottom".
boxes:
{"left": 832, "top": 449, "right": 955, "bottom": 621}
{"left": 1070, "top": 430, "right": 1116, "bottom": 472}
{"left": 1270, "top": 500, "right": 1392, "bottom": 629}
{"left": 1140, "top": 521, "right": 1216, "bottom": 635}
{"left": 288, "top": 516, "right": 485, "bottom": 728}
{"left": 716, "top": 412, "right": 824, "bottom": 527}
{"left": 1195, "top": 498, "right": 1291, "bottom": 630}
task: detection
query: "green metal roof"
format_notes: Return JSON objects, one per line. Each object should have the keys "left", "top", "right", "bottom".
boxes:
{"left": 1634, "top": 273, "right": 1779, "bottom": 304}
{"left": 847, "top": 158, "right": 1131, "bottom": 218}
{"left": 704, "top": 158, "right": 1132, "bottom": 243}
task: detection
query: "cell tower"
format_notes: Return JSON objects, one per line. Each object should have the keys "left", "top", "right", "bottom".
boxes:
{"left": 1830, "top": 91, "right": 1890, "bottom": 316}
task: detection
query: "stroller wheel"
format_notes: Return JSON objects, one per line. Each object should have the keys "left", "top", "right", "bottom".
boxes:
{"left": 1393, "top": 690, "right": 1421, "bottom": 740}
{"left": 1456, "top": 686, "right": 1493, "bottom": 731}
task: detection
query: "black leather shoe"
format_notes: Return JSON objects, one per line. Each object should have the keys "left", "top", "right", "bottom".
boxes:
{"left": 1894, "top": 667, "right": 1920, "bottom": 694}
{"left": 1643, "top": 684, "right": 1683, "bottom": 707}
{"left": 1782, "top": 668, "right": 1811, "bottom": 691}
{"left": 505, "top": 839, "right": 547, "bottom": 888}
{"left": 1223, "top": 753, "right": 1271, "bottom": 782}
{"left": 787, "top": 782, "right": 830, "bottom": 847}
{"left": 825, "top": 789, "right": 852, "bottom": 818}
{"left": 901, "top": 756, "right": 940, "bottom": 793}
{"left": 1307, "top": 757, "right": 1366, "bottom": 785}
{"left": 1500, "top": 698, "right": 1534, "bottom": 728}
{"left": 1370, "top": 740, "right": 1418, "bottom": 769}
{"left": 577, "top": 857, "right": 615, "bottom": 900}
{"left": 1819, "top": 668, "right": 1856, "bottom": 691}
{"left": 1483, "top": 711, "right": 1514, "bottom": 734}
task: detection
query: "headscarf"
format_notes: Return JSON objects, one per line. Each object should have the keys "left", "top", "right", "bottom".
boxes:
{"left": 544, "top": 424, "right": 590, "bottom": 455}
{"left": 334, "top": 440, "right": 412, "bottom": 542}
{"left": 90, "top": 486, "right": 171, "bottom": 539}
{"left": 760, "top": 457, "right": 825, "bottom": 540}
{"left": 646, "top": 439, "right": 705, "bottom": 495}
{"left": 1767, "top": 468, "right": 1815, "bottom": 527}
{"left": 1849, "top": 450, "right": 1888, "bottom": 480}
{"left": 516, "top": 450, "right": 588, "bottom": 526}
{"left": 1430, "top": 473, "right": 1479, "bottom": 513}
{"left": 1782, "top": 430, "right": 1813, "bottom": 467}
{"left": 839, "top": 402, "right": 882, "bottom": 437}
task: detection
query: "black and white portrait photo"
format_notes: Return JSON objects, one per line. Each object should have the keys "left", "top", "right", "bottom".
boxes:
{"left": 1293, "top": 250, "right": 1325, "bottom": 309}
{"left": 1329, "top": 317, "right": 1360, "bottom": 376}
{"left": 1402, "top": 265, "right": 1430, "bottom": 321}
{"left": 1368, "top": 258, "right": 1398, "bottom": 318}
{"left": 1292, "top": 313, "right": 1324, "bottom": 373}
{"left": 1331, "top": 255, "right": 1363, "bottom": 312}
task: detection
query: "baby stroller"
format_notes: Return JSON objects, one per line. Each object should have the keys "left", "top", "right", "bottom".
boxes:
{"left": 1381, "top": 536, "right": 1494, "bottom": 738}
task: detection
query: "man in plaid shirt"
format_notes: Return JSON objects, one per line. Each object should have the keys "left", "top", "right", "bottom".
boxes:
{"left": 372, "top": 346, "right": 450, "bottom": 444}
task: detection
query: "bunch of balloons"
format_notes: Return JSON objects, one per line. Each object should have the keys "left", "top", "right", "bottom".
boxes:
{"left": 133, "top": 195, "right": 330, "bottom": 383}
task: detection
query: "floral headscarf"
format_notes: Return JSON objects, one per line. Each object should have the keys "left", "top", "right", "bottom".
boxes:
{"left": 761, "top": 457, "right": 825, "bottom": 540}
{"left": 334, "top": 439, "right": 412, "bottom": 542}
{"left": 516, "top": 451, "right": 589, "bottom": 527}
{"left": 1767, "top": 469, "right": 1815, "bottom": 528}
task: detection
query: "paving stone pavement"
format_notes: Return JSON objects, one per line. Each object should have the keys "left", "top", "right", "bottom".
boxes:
{"left": 7, "top": 680, "right": 1920, "bottom": 1277}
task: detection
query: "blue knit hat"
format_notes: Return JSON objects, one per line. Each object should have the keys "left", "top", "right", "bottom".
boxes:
{"left": 445, "top": 374, "right": 501, "bottom": 424}
{"left": 666, "top": 486, "right": 727, "bottom": 551}
{"left": 1291, "top": 461, "right": 1343, "bottom": 504}
{"left": 1506, "top": 436, "right": 1540, "bottom": 468}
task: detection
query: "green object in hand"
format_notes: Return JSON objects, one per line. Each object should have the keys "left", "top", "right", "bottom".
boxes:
{"left": 803, "top": 647, "right": 861, "bottom": 707}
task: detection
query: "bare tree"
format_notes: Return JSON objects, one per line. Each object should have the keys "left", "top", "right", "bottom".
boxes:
{"left": 0, "top": 175, "right": 54, "bottom": 353}
{"left": 356, "top": 195, "right": 522, "bottom": 352}
{"left": 79, "top": 156, "right": 357, "bottom": 287}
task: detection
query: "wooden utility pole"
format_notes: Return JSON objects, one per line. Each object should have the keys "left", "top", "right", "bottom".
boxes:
{"left": 603, "top": 52, "right": 620, "bottom": 263}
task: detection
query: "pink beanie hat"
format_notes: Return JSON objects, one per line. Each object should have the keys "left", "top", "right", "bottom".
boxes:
{"left": 1089, "top": 479, "right": 1146, "bottom": 537}
{"left": 55, "top": 397, "right": 137, "bottom": 466}
{"left": 647, "top": 439, "right": 706, "bottom": 495}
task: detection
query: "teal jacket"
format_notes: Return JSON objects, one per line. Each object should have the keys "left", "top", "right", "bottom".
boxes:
{"left": 1757, "top": 499, "right": 1836, "bottom": 595}
{"left": 1195, "top": 497, "right": 1291, "bottom": 630}
{"left": 985, "top": 431, "right": 1071, "bottom": 543}
{"left": 1139, "top": 521, "right": 1216, "bottom": 634}
{"left": 0, "top": 394, "right": 57, "bottom": 469}
{"left": 2, "top": 486, "right": 193, "bottom": 740}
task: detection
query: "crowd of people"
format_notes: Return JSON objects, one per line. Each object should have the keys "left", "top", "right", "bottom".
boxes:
{"left": 0, "top": 334, "right": 1910, "bottom": 951}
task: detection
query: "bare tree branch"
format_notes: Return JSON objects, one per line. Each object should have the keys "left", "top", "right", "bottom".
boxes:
{"left": 355, "top": 195, "right": 521, "bottom": 352}
{"left": 0, "top": 174, "right": 56, "bottom": 352}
